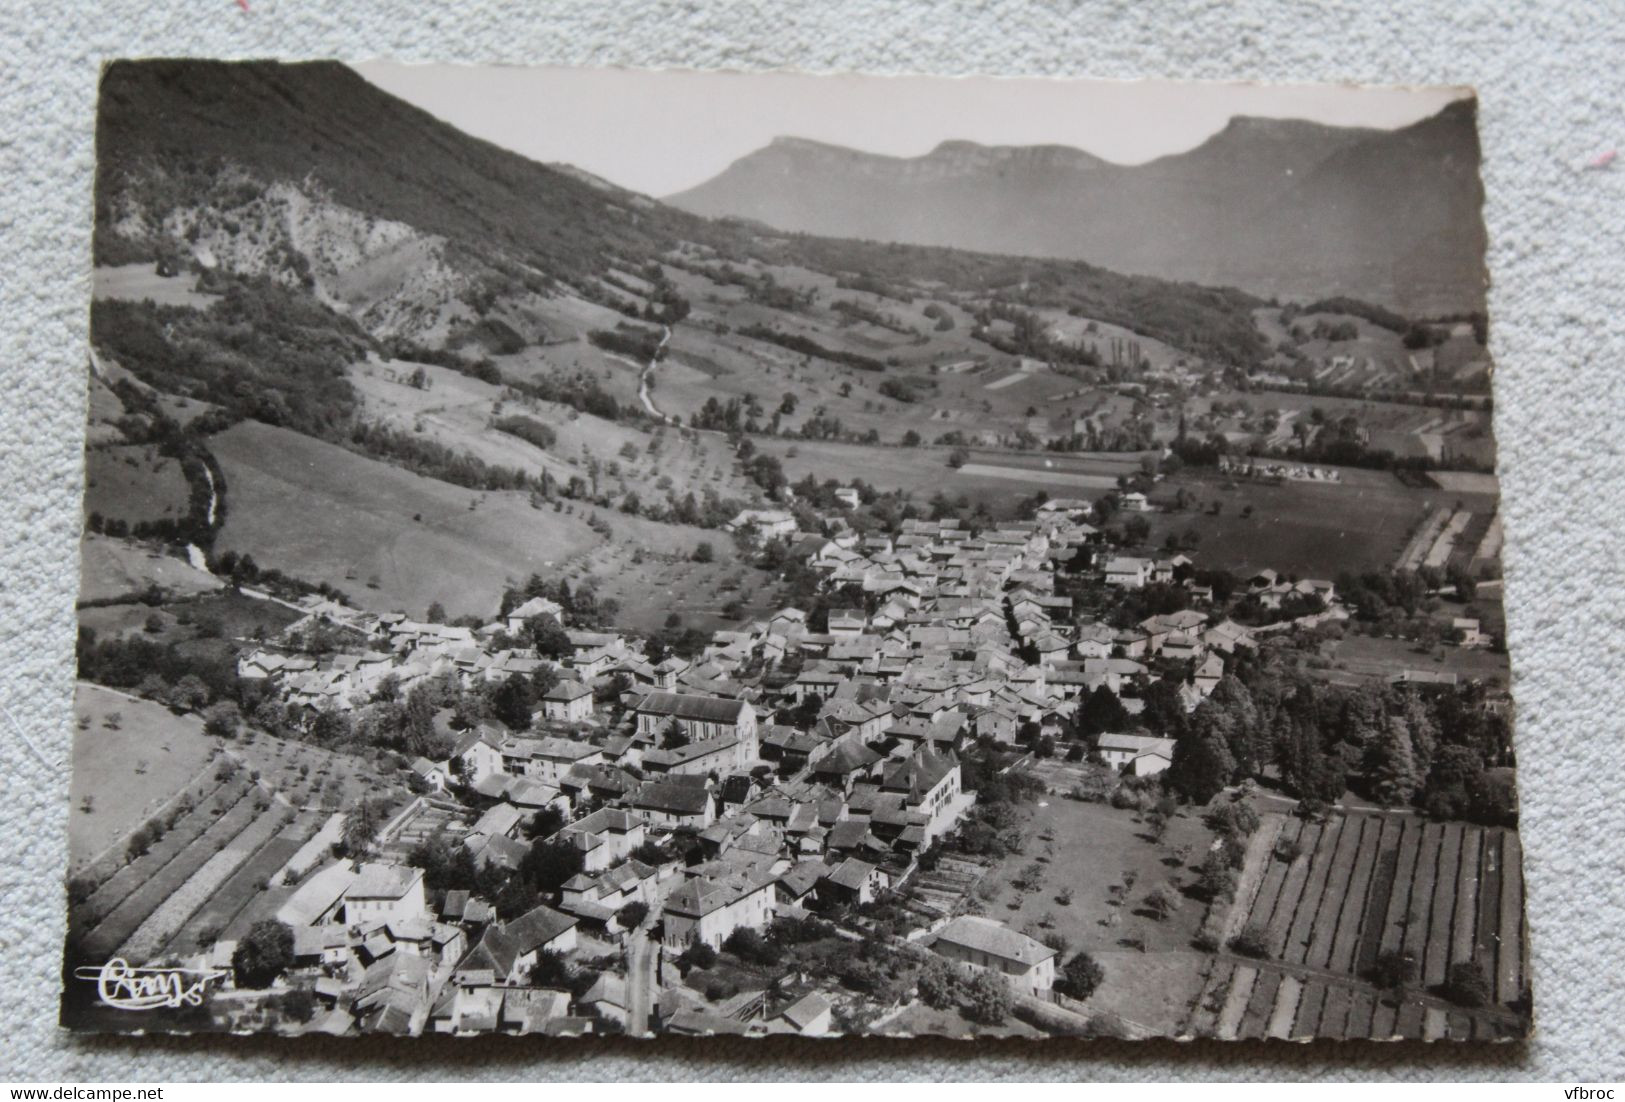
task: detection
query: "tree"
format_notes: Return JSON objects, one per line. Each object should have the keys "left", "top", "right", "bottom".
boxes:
{"left": 1365, "top": 717, "right": 1421, "bottom": 806}
{"left": 1077, "top": 684, "right": 1130, "bottom": 739}
{"left": 692, "top": 542, "right": 715, "bottom": 563}
{"left": 489, "top": 672, "right": 537, "bottom": 732}
{"left": 232, "top": 920, "right": 294, "bottom": 989}
{"left": 529, "top": 949, "right": 576, "bottom": 989}
{"left": 526, "top": 805, "right": 567, "bottom": 840}
{"left": 1143, "top": 884, "right": 1181, "bottom": 921}
{"left": 947, "top": 446, "right": 971, "bottom": 469}
{"left": 168, "top": 674, "right": 210, "bottom": 713}
{"left": 519, "top": 838, "right": 585, "bottom": 895}
{"left": 278, "top": 987, "right": 317, "bottom": 1024}
{"left": 1229, "top": 922, "right": 1271, "bottom": 960}
{"left": 339, "top": 796, "right": 393, "bottom": 858}
{"left": 526, "top": 613, "right": 572, "bottom": 659}
{"left": 407, "top": 834, "right": 478, "bottom": 894}
{"left": 962, "top": 970, "right": 1011, "bottom": 1025}
{"left": 916, "top": 958, "right": 961, "bottom": 1009}
{"left": 1166, "top": 734, "right": 1236, "bottom": 804}
{"left": 125, "top": 824, "right": 154, "bottom": 863}
{"left": 1203, "top": 797, "right": 1260, "bottom": 840}
{"left": 1420, "top": 744, "right": 1486, "bottom": 820}
{"left": 425, "top": 601, "right": 447, "bottom": 624}
{"left": 1197, "top": 847, "right": 1237, "bottom": 901}
{"left": 723, "top": 926, "right": 780, "bottom": 966}
{"left": 1371, "top": 949, "right": 1417, "bottom": 993}
{"left": 1056, "top": 951, "right": 1105, "bottom": 1000}
{"left": 202, "top": 701, "right": 240, "bottom": 739}
{"left": 616, "top": 901, "right": 649, "bottom": 930}
{"left": 680, "top": 942, "right": 717, "bottom": 971}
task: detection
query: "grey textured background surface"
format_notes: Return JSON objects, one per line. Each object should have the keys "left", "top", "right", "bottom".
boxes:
{"left": 2, "top": 0, "right": 1620, "bottom": 1081}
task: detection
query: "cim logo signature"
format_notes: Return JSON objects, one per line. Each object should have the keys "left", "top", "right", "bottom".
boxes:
{"left": 73, "top": 958, "right": 228, "bottom": 1011}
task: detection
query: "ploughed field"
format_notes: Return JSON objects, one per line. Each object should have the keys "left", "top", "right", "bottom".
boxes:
{"left": 1186, "top": 810, "right": 1530, "bottom": 1040}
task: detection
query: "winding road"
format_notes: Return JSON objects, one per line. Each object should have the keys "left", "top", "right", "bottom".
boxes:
{"left": 636, "top": 325, "right": 674, "bottom": 424}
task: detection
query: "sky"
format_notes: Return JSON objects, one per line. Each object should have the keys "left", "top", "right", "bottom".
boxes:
{"left": 354, "top": 63, "right": 1470, "bottom": 198}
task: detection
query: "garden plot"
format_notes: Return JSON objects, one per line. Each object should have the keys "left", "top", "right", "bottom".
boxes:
{"left": 1193, "top": 809, "right": 1531, "bottom": 1039}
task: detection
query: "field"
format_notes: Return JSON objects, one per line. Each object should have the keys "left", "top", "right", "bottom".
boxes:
{"left": 349, "top": 359, "right": 760, "bottom": 507}
{"left": 209, "top": 419, "right": 603, "bottom": 620}
{"left": 209, "top": 419, "right": 765, "bottom": 625}
{"left": 972, "top": 796, "right": 1215, "bottom": 1033}
{"left": 1145, "top": 467, "right": 1496, "bottom": 579}
{"left": 1311, "top": 633, "right": 1511, "bottom": 688}
{"left": 78, "top": 586, "right": 302, "bottom": 655}
{"left": 69, "top": 683, "right": 221, "bottom": 870}
{"left": 753, "top": 438, "right": 1146, "bottom": 510}
{"left": 1184, "top": 810, "right": 1530, "bottom": 1040}
{"left": 557, "top": 540, "right": 779, "bottom": 635}
{"left": 92, "top": 264, "right": 215, "bottom": 310}
{"left": 83, "top": 445, "right": 193, "bottom": 526}
{"left": 77, "top": 535, "right": 223, "bottom": 604}
{"left": 67, "top": 683, "right": 407, "bottom": 965}
{"left": 231, "top": 728, "right": 408, "bottom": 813}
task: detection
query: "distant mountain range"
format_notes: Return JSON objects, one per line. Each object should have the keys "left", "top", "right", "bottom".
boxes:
{"left": 91, "top": 60, "right": 1274, "bottom": 367}
{"left": 668, "top": 102, "right": 1487, "bottom": 314}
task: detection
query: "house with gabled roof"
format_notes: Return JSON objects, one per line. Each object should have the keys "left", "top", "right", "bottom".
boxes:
{"left": 541, "top": 678, "right": 594, "bottom": 722}
{"left": 554, "top": 807, "right": 646, "bottom": 871}
{"left": 631, "top": 777, "right": 715, "bottom": 831}
{"left": 930, "top": 914, "right": 1058, "bottom": 995}
{"left": 342, "top": 863, "right": 429, "bottom": 929}
{"left": 660, "top": 868, "right": 777, "bottom": 952}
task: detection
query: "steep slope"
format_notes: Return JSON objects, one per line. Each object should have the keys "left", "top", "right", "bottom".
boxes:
{"left": 96, "top": 60, "right": 695, "bottom": 281}
{"left": 94, "top": 60, "right": 717, "bottom": 343}
{"left": 669, "top": 101, "right": 1486, "bottom": 313}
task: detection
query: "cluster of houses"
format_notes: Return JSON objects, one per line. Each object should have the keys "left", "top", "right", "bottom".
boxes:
{"left": 203, "top": 496, "right": 1356, "bottom": 1035}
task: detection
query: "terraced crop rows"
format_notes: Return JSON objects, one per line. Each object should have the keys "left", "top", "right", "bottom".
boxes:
{"left": 1188, "top": 811, "right": 1531, "bottom": 1039}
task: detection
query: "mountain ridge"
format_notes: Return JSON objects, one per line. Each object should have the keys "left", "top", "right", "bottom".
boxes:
{"left": 668, "top": 100, "right": 1486, "bottom": 313}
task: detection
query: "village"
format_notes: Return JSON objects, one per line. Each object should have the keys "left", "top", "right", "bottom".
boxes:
{"left": 54, "top": 60, "right": 1531, "bottom": 1046}
{"left": 64, "top": 477, "right": 1476, "bottom": 1040}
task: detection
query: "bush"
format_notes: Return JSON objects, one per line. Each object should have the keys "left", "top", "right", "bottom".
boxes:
{"left": 1193, "top": 908, "right": 1226, "bottom": 952}
{"left": 1371, "top": 949, "right": 1418, "bottom": 993}
{"left": 278, "top": 987, "right": 317, "bottom": 1024}
{"left": 916, "top": 959, "right": 962, "bottom": 1009}
{"left": 1197, "top": 848, "right": 1237, "bottom": 901}
{"left": 1229, "top": 922, "right": 1271, "bottom": 960}
{"left": 962, "top": 971, "right": 1012, "bottom": 1025}
{"left": 1274, "top": 836, "right": 1304, "bottom": 863}
{"left": 681, "top": 942, "right": 717, "bottom": 971}
{"left": 1444, "top": 961, "right": 1492, "bottom": 1008}
{"left": 723, "top": 926, "right": 780, "bottom": 967}
{"left": 1204, "top": 798, "right": 1261, "bottom": 839}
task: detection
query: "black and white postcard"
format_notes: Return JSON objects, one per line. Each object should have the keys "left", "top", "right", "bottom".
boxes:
{"left": 63, "top": 61, "right": 1527, "bottom": 1040}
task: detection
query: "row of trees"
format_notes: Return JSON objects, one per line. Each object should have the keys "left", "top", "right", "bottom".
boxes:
{"left": 1160, "top": 652, "right": 1515, "bottom": 824}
